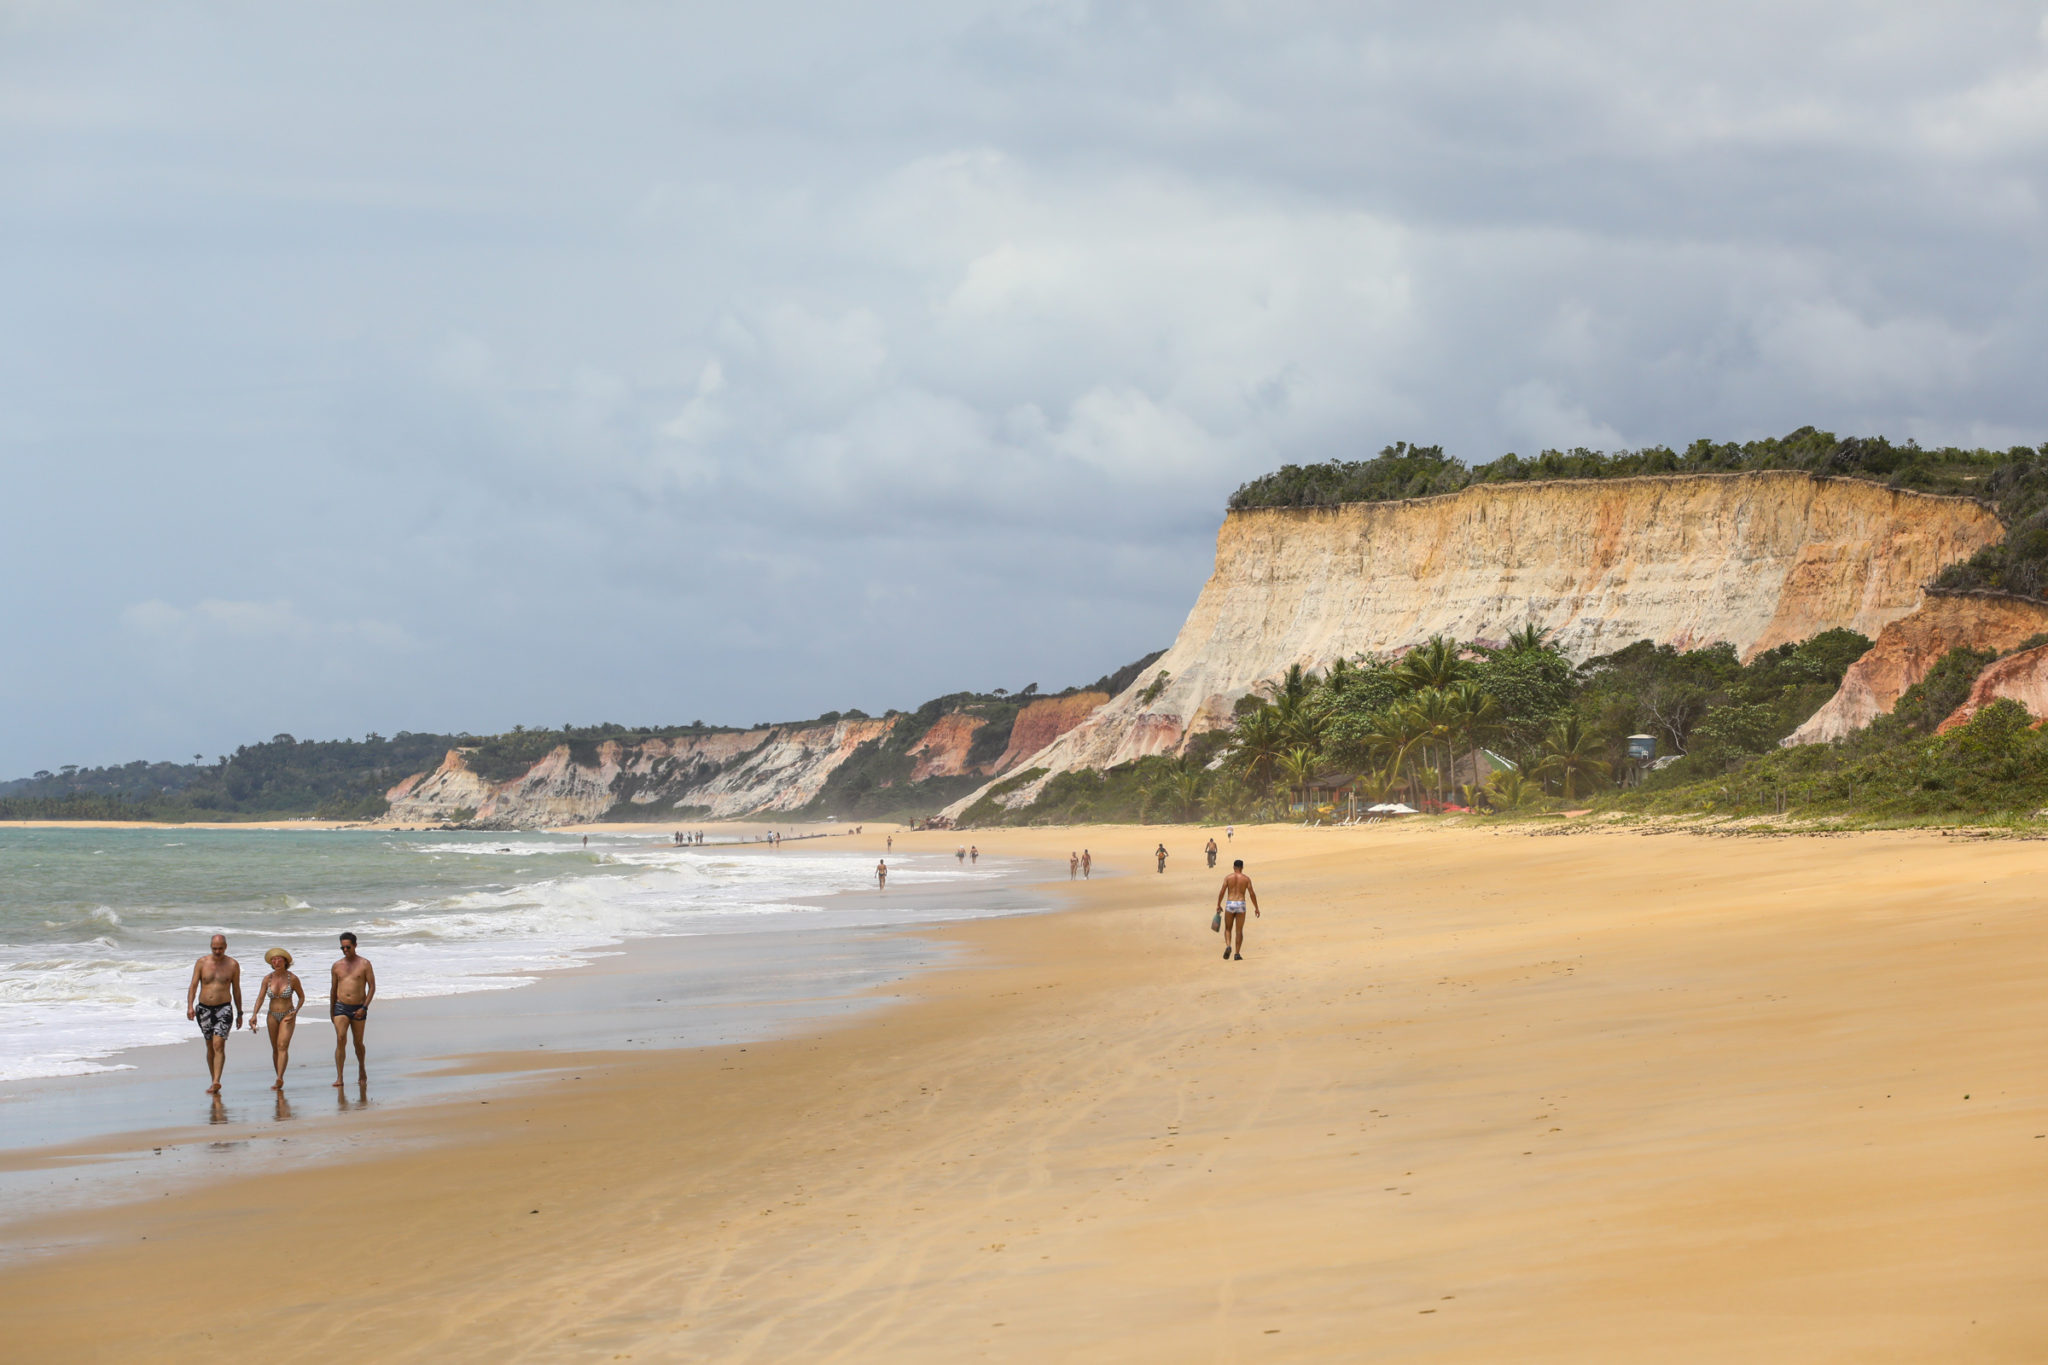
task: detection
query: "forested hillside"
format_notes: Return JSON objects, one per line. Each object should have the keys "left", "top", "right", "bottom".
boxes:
{"left": 0, "top": 654, "right": 1161, "bottom": 822}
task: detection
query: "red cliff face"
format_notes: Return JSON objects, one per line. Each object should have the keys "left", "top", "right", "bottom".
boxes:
{"left": 990, "top": 692, "right": 1108, "bottom": 773}
{"left": 906, "top": 713, "right": 988, "bottom": 780}
{"left": 1936, "top": 641, "right": 2048, "bottom": 733}
{"left": 1786, "top": 594, "right": 2048, "bottom": 744}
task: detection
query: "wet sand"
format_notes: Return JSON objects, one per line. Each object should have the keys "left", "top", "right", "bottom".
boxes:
{"left": 2, "top": 821, "right": 2044, "bottom": 1361}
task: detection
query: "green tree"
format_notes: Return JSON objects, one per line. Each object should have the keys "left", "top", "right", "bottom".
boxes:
{"left": 1533, "top": 716, "right": 1612, "bottom": 800}
{"left": 1277, "top": 746, "right": 1321, "bottom": 810}
{"left": 1394, "top": 636, "right": 1473, "bottom": 692}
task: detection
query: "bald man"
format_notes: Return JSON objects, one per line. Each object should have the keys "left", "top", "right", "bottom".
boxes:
{"left": 185, "top": 934, "right": 243, "bottom": 1094}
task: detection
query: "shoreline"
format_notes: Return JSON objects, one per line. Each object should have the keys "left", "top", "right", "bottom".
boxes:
{"left": 4, "top": 822, "right": 2044, "bottom": 1359}
{"left": 0, "top": 837, "right": 1067, "bottom": 1248}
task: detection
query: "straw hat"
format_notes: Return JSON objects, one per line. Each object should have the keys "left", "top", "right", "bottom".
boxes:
{"left": 264, "top": 947, "right": 293, "bottom": 967}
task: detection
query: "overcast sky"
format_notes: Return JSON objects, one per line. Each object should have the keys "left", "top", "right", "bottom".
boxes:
{"left": 4, "top": 2, "right": 2046, "bottom": 774}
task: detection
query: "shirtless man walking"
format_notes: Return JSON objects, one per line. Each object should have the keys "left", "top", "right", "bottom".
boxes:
{"left": 330, "top": 932, "right": 377, "bottom": 1089}
{"left": 876, "top": 859, "right": 888, "bottom": 890}
{"left": 185, "top": 934, "right": 242, "bottom": 1093}
{"left": 1213, "top": 859, "right": 1261, "bottom": 961}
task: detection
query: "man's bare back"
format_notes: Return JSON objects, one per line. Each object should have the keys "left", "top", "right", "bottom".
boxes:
{"left": 1213, "top": 861, "right": 1260, "bottom": 961}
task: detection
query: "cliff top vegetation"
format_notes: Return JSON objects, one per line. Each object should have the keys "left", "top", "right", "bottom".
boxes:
{"left": 1228, "top": 427, "right": 2048, "bottom": 603}
{"left": 1226, "top": 427, "right": 2043, "bottom": 513}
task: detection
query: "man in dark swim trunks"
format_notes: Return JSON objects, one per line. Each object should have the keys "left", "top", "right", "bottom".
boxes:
{"left": 331, "top": 932, "right": 376, "bottom": 1089}
{"left": 185, "top": 934, "right": 242, "bottom": 1094}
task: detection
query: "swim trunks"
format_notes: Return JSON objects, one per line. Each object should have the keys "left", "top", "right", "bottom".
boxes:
{"left": 194, "top": 1002, "right": 235, "bottom": 1037}
{"left": 1224, "top": 900, "right": 1246, "bottom": 916}
{"left": 331, "top": 1000, "right": 368, "bottom": 1022}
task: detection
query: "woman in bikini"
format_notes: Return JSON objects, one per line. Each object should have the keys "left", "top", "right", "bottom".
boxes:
{"left": 248, "top": 948, "right": 305, "bottom": 1089}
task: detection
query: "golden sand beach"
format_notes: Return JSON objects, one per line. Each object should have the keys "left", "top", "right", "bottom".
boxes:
{"left": 2, "top": 821, "right": 2043, "bottom": 1361}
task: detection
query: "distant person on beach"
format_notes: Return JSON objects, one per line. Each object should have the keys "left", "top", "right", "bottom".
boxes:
{"left": 1081, "top": 849, "right": 1091, "bottom": 879}
{"left": 582, "top": 835, "right": 588, "bottom": 847}
{"left": 877, "top": 859, "right": 887, "bottom": 890}
{"left": 331, "top": 932, "right": 376, "bottom": 1089}
{"left": 887, "top": 834, "right": 893, "bottom": 851}
{"left": 1155, "top": 843, "right": 1168, "bottom": 873}
{"left": 1069, "top": 852, "right": 1079, "bottom": 879}
{"left": 956, "top": 845, "right": 966, "bottom": 864}
{"left": 1205, "top": 837, "right": 1218, "bottom": 868}
{"left": 1226, "top": 825, "right": 1234, "bottom": 842}
{"left": 249, "top": 948, "right": 305, "bottom": 1090}
{"left": 1214, "top": 859, "right": 1260, "bottom": 961}
{"left": 970, "top": 845, "right": 979, "bottom": 864}
{"left": 185, "top": 934, "right": 242, "bottom": 1094}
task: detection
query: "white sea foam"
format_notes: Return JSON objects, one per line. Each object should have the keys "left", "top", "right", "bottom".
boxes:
{"left": 0, "top": 833, "right": 1019, "bottom": 1083}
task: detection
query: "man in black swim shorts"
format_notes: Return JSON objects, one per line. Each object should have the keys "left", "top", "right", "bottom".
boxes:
{"left": 186, "top": 934, "right": 242, "bottom": 1094}
{"left": 330, "top": 932, "right": 376, "bottom": 1089}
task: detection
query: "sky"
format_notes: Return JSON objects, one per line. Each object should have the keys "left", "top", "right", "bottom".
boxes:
{"left": 3, "top": 1, "right": 2046, "bottom": 775}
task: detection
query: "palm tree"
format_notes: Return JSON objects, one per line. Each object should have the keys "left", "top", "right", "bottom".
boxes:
{"left": 1152, "top": 768, "right": 1206, "bottom": 822}
{"left": 1356, "top": 762, "right": 1403, "bottom": 804}
{"left": 1204, "top": 772, "right": 1250, "bottom": 822}
{"left": 1451, "top": 681, "right": 1505, "bottom": 789}
{"left": 1277, "top": 746, "right": 1321, "bottom": 812}
{"left": 1261, "top": 663, "right": 1318, "bottom": 709}
{"left": 1499, "top": 622, "right": 1551, "bottom": 655}
{"left": 1393, "top": 635, "right": 1473, "bottom": 692}
{"left": 1226, "top": 708, "right": 1288, "bottom": 792}
{"left": 1533, "top": 716, "right": 1612, "bottom": 800}
{"left": 1486, "top": 769, "right": 1543, "bottom": 810}
{"left": 1404, "top": 688, "right": 1464, "bottom": 807}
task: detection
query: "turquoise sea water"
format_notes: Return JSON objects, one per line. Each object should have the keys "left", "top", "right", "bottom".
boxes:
{"left": 0, "top": 828, "right": 999, "bottom": 1083}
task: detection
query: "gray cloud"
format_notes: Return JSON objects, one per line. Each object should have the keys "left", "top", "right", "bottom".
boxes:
{"left": 2, "top": 1, "right": 2045, "bottom": 772}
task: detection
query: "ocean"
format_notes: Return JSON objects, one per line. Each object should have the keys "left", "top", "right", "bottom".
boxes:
{"left": 0, "top": 827, "right": 1014, "bottom": 1086}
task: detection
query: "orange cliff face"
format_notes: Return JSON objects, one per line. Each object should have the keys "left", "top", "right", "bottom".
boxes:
{"left": 989, "top": 692, "right": 1109, "bottom": 774}
{"left": 1786, "top": 594, "right": 2048, "bottom": 745}
{"left": 906, "top": 713, "right": 987, "bottom": 781}
{"left": 1936, "top": 640, "right": 2048, "bottom": 733}
{"left": 947, "top": 472, "right": 2007, "bottom": 816}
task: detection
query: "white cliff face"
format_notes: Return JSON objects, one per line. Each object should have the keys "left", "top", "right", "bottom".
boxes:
{"left": 947, "top": 472, "right": 2004, "bottom": 814}
{"left": 383, "top": 720, "right": 897, "bottom": 826}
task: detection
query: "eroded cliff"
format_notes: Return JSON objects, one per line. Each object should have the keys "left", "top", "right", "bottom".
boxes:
{"left": 385, "top": 719, "right": 898, "bottom": 826}
{"left": 989, "top": 692, "right": 1109, "bottom": 774}
{"left": 951, "top": 472, "right": 2004, "bottom": 813}
{"left": 1936, "top": 640, "right": 2048, "bottom": 733}
{"left": 1785, "top": 593, "right": 2048, "bottom": 743}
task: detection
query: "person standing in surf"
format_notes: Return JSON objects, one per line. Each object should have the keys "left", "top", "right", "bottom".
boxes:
{"left": 876, "top": 859, "right": 888, "bottom": 890}
{"left": 185, "top": 934, "right": 242, "bottom": 1094}
{"left": 249, "top": 948, "right": 305, "bottom": 1090}
{"left": 331, "top": 932, "right": 376, "bottom": 1089}
{"left": 1213, "top": 859, "right": 1261, "bottom": 961}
